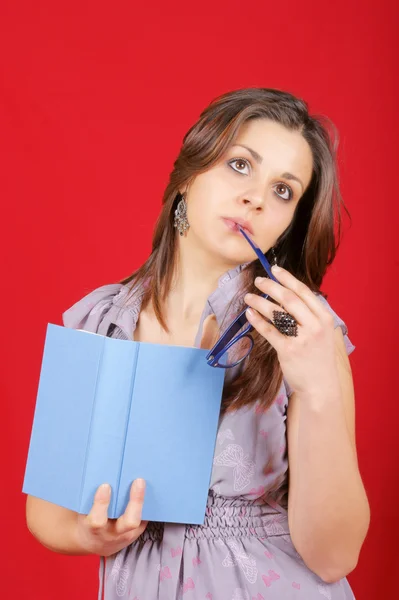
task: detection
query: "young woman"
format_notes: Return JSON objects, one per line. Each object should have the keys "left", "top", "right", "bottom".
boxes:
{"left": 26, "top": 87, "right": 370, "bottom": 599}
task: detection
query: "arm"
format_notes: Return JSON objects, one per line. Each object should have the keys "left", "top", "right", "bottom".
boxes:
{"left": 26, "top": 495, "right": 91, "bottom": 555}
{"left": 26, "top": 479, "right": 148, "bottom": 557}
{"left": 244, "top": 267, "right": 371, "bottom": 584}
{"left": 286, "top": 326, "right": 370, "bottom": 583}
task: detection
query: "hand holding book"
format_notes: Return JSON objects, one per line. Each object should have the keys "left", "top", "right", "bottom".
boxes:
{"left": 76, "top": 479, "right": 148, "bottom": 557}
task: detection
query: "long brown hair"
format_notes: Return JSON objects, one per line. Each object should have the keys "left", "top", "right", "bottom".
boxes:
{"left": 120, "top": 87, "right": 349, "bottom": 412}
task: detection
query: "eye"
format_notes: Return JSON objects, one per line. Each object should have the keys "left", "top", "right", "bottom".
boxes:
{"left": 227, "top": 158, "right": 251, "bottom": 176}
{"left": 273, "top": 183, "right": 293, "bottom": 202}
{"left": 227, "top": 158, "right": 294, "bottom": 202}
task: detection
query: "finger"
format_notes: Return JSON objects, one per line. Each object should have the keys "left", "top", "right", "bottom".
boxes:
{"left": 133, "top": 520, "right": 149, "bottom": 537}
{"left": 245, "top": 307, "right": 285, "bottom": 351}
{"left": 245, "top": 286, "right": 312, "bottom": 327}
{"left": 200, "top": 314, "right": 220, "bottom": 350}
{"left": 244, "top": 293, "right": 304, "bottom": 328}
{"left": 270, "top": 266, "right": 330, "bottom": 319}
{"left": 252, "top": 277, "right": 317, "bottom": 326}
{"left": 86, "top": 483, "right": 111, "bottom": 530}
{"left": 115, "top": 478, "right": 146, "bottom": 535}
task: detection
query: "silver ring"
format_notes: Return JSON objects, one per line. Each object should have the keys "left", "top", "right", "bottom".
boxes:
{"left": 272, "top": 310, "right": 299, "bottom": 337}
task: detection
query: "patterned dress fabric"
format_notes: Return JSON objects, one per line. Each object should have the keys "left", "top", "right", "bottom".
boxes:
{"left": 63, "top": 265, "right": 356, "bottom": 600}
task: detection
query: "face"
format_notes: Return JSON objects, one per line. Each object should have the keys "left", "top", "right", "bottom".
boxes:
{"left": 181, "top": 118, "right": 314, "bottom": 268}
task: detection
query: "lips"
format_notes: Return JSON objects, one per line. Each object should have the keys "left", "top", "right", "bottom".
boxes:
{"left": 222, "top": 217, "right": 254, "bottom": 236}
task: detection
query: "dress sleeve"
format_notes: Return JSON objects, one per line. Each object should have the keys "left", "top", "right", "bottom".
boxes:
{"left": 62, "top": 283, "right": 125, "bottom": 336}
{"left": 315, "top": 293, "right": 356, "bottom": 357}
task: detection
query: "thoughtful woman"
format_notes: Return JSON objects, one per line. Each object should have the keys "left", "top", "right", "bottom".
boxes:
{"left": 26, "top": 87, "right": 370, "bottom": 599}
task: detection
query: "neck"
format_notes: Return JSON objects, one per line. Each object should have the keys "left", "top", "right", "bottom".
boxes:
{"left": 165, "top": 238, "right": 238, "bottom": 323}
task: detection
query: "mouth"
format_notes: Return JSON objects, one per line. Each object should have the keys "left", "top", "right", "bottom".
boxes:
{"left": 222, "top": 217, "right": 254, "bottom": 236}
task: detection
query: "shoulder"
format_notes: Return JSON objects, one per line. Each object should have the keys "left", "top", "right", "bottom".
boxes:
{"left": 62, "top": 282, "right": 142, "bottom": 337}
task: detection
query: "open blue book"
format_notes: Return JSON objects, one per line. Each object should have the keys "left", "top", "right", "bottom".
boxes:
{"left": 23, "top": 324, "right": 225, "bottom": 524}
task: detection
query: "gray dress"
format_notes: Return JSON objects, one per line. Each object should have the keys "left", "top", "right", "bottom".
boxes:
{"left": 63, "top": 264, "right": 356, "bottom": 600}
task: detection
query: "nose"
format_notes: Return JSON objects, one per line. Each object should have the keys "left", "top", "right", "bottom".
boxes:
{"left": 237, "top": 174, "right": 269, "bottom": 210}
{"left": 238, "top": 191, "right": 265, "bottom": 211}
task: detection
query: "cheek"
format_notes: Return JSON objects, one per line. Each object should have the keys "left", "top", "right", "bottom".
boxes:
{"left": 188, "top": 167, "right": 227, "bottom": 206}
{"left": 256, "top": 205, "right": 297, "bottom": 251}
{"left": 186, "top": 195, "right": 213, "bottom": 228}
{"left": 186, "top": 177, "right": 221, "bottom": 226}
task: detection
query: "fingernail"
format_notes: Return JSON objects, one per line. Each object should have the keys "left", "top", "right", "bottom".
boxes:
{"left": 98, "top": 483, "right": 111, "bottom": 499}
{"left": 272, "top": 265, "right": 282, "bottom": 273}
{"left": 255, "top": 277, "right": 266, "bottom": 284}
{"left": 134, "top": 478, "right": 145, "bottom": 490}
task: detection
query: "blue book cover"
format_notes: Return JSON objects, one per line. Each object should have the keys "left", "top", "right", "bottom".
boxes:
{"left": 22, "top": 324, "right": 225, "bottom": 524}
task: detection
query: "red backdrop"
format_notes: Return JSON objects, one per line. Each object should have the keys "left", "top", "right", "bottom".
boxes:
{"left": 1, "top": 1, "right": 397, "bottom": 598}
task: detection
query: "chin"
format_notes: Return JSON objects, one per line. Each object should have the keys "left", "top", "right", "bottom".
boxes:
{"left": 193, "top": 227, "right": 255, "bottom": 268}
{"left": 219, "top": 237, "right": 255, "bottom": 264}
{"left": 211, "top": 245, "right": 254, "bottom": 269}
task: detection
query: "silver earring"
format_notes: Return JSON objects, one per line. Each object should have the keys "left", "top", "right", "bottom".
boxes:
{"left": 271, "top": 246, "right": 278, "bottom": 266}
{"left": 173, "top": 192, "right": 190, "bottom": 236}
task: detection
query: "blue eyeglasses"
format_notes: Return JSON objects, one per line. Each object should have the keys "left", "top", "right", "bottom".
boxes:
{"left": 206, "top": 227, "right": 281, "bottom": 368}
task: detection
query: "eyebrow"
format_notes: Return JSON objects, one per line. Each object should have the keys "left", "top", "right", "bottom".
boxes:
{"left": 231, "top": 143, "right": 305, "bottom": 192}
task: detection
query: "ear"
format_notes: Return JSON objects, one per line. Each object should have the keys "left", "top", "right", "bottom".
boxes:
{"left": 200, "top": 314, "right": 220, "bottom": 350}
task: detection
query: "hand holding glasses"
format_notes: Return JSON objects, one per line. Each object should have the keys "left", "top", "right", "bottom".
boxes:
{"left": 206, "top": 227, "right": 295, "bottom": 368}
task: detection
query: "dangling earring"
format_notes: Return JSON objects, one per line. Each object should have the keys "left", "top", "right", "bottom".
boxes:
{"left": 173, "top": 192, "right": 190, "bottom": 236}
{"left": 271, "top": 246, "right": 278, "bottom": 266}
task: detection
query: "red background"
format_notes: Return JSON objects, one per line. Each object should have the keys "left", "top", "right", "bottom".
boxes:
{"left": 1, "top": 1, "right": 397, "bottom": 598}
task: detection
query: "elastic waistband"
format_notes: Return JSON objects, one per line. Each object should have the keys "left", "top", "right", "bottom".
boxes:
{"left": 140, "top": 494, "right": 289, "bottom": 542}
